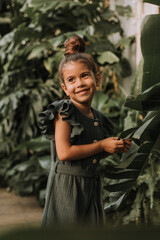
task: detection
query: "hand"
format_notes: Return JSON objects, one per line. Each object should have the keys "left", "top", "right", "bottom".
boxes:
{"left": 101, "top": 137, "right": 132, "bottom": 154}
{"left": 121, "top": 138, "right": 132, "bottom": 152}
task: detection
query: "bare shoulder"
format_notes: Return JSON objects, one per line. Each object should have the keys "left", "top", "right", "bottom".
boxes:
{"left": 54, "top": 111, "right": 71, "bottom": 133}
{"left": 54, "top": 111, "right": 71, "bottom": 149}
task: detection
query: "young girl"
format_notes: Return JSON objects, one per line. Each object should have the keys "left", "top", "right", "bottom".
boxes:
{"left": 38, "top": 35, "right": 132, "bottom": 226}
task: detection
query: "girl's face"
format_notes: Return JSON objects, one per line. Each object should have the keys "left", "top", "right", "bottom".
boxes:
{"left": 61, "top": 61, "right": 100, "bottom": 106}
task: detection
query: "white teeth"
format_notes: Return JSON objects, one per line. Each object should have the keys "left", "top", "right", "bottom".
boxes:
{"left": 77, "top": 89, "right": 88, "bottom": 94}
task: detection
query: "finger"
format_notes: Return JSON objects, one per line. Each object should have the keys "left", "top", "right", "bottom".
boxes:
{"left": 124, "top": 141, "right": 132, "bottom": 146}
{"left": 117, "top": 140, "right": 125, "bottom": 145}
{"left": 117, "top": 146, "right": 130, "bottom": 153}
{"left": 116, "top": 143, "right": 125, "bottom": 148}
{"left": 124, "top": 139, "right": 132, "bottom": 144}
{"left": 112, "top": 137, "right": 119, "bottom": 140}
{"left": 124, "top": 138, "right": 132, "bottom": 142}
{"left": 124, "top": 143, "right": 132, "bottom": 147}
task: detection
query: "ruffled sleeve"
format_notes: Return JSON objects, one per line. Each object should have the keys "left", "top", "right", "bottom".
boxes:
{"left": 38, "top": 99, "right": 84, "bottom": 140}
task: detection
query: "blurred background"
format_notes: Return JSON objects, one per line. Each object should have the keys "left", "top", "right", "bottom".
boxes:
{"left": 0, "top": 0, "right": 160, "bottom": 235}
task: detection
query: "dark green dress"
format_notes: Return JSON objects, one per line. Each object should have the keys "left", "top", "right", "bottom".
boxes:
{"left": 38, "top": 99, "right": 114, "bottom": 226}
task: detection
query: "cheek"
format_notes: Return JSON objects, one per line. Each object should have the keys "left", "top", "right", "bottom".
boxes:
{"left": 90, "top": 80, "right": 97, "bottom": 90}
{"left": 65, "top": 84, "right": 74, "bottom": 93}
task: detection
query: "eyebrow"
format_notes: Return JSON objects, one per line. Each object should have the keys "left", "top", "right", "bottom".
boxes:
{"left": 65, "top": 75, "right": 74, "bottom": 81}
{"left": 80, "top": 70, "right": 91, "bottom": 75}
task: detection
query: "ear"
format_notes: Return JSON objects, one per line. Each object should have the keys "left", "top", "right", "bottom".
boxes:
{"left": 95, "top": 73, "right": 101, "bottom": 87}
{"left": 61, "top": 83, "right": 69, "bottom": 96}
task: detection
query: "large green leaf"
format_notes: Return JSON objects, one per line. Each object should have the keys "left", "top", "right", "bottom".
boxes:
{"left": 14, "top": 137, "right": 50, "bottom": 152}
{"left": 125, "top": 83, "right": 160, "bottom": 111}
{"left": 92, "top": 91, "right": 109, "bottom": 111}
{"left": 143, "top": 0, "right": 160, "bottom": 5}
{"left": 132, "top": 116, "right": 155, "bottom": 140}
{"left": 141, "top": 14, "right": 160, "bottom": 91}
{"left": 104, "top": 0, "right": 160, "bottom": 223}
{"left": 27, "top": 44, "right": 50, "bottom": 60}
{"left": 104, "top": 179, "right": 136, "bottom": 192}
{"left": 86, "top": 39, "right": 116, "bottom": 54}
{"left": 139, "top": 113, "right": 160, "bottom": 142}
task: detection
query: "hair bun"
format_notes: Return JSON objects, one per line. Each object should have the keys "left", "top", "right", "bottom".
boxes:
{"left": 64, "top": 35, "right": 85, "bottom": 56}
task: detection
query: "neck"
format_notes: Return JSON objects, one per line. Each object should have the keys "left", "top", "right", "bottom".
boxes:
{"left": 71, "top": 100, "right": 94, "bottom": 119}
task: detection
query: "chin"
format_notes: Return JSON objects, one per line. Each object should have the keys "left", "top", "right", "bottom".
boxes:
{"left": 76, "top": 98, "right": 92, "bottom": 105}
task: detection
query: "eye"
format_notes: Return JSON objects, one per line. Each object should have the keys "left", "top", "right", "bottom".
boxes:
{"left": 81, "top": 72, "right": 89, "bottom": 78}
{"left": 68, "top": 77, "right": 74, "bottom": 82}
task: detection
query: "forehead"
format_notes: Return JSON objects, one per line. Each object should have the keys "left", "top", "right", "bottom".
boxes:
{"left": 63, "top": 60, "right": 90, "bottom": 73}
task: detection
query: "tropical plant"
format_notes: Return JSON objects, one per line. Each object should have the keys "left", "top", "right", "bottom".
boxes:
{"left": 0, "top": 0, "right": 132, "bottom": 204}
{"left": 101, "top": 0, "right": 160, "bottom": 225}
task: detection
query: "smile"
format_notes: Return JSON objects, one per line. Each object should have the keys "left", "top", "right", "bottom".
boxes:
{"left": 76, "top": 89, "right": 89, "bottom": 95}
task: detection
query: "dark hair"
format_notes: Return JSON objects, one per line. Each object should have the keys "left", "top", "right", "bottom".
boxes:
{"left": 58, "top": 35, "right": 98, "bottom": 82}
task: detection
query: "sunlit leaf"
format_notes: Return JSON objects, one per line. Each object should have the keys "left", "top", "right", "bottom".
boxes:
{"left": 97, "top": 51, "right": 119, "bottom": 64}
{"left": 38, "top": 155, "right": 51, "bottom": 171}
{"left": 27, "top": 44, "right": 48, "bottom": 60}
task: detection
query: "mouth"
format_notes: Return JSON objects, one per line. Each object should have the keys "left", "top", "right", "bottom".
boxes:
{"left": 76, "top": 88, "right": 89, "bottom": 95}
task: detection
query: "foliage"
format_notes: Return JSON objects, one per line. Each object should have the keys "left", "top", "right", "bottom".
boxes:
{"left": 0, "top": 0, "right": 132, "bottom": 204}
{"left": 143, "top": 0, "right": 160, "bottom": 5}
{"left": 101, "top": 1, "right": 160, "bottom": 225}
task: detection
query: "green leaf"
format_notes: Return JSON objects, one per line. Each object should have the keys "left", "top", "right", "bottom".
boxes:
{"left": 132, "top": 116, "right": 155, "bottom": 140}
{"left": 104, "top": 193, "right": 127, "bottom": 212}
{"left": 116, "top": 5, "right": 133, "bottom": 17}
{"left": 143, "top": 0, "right": 160, "bottom": 5}
{"left": 117, "top": 36, "right": 134, "bottom": 48}
{"left": 97, "top": 51, "right": 119, "bottom": 64}
{"left": 127, "top": 153, "right": 148, "bottom": 170}
{"left": 138, "top": 141, "right": 154, "bottom": 154}
{"left": 104, "top": 179, "right": 136, "bottom": 192}
{"left": 13, "top": 160, "right": 36, "bottom": 172}
{"left": 38, "top": 155, "right": 51, "bottom": 171}
{"left": 104, "top": 168, "right": 139, "bottom": 180}
{"left": 43, "top": 57, "right": 54, "bottom": 74}
{"left": 86, "top": 40, "right": 115, "bottom": 54}
{"left": 27, "top": 44, "right": 48, "bottom": 60}
{"left": 152, "top": 133, "right": 160, "bottom": 153}
{"left": 140, "top": 112, "right": 160, "bottom": 142}
{"left": 92, "top": 91, "right": 109, "bottom": 111}
{"left": 141, "top": 15, "right": 160, "bottom": 91}
{"left": 119, "top": 127, "right": 138, "bottom": 139}
{"left": 14, "top": 137, "right": 50, "bottom": 152}
{"left": 125, "top": 83, "right": 160, "bottom": 111}
{"left": 49, "top": 35, "right": 65, "bottom": 49}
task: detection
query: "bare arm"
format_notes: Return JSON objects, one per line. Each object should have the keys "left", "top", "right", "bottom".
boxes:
{"left": 55, "top": 114, "right": 132, "bottom": 161}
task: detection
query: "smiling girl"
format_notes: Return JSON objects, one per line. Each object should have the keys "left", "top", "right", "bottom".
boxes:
{"left": 38, "top": 35, "right": 132, "bottom": 226}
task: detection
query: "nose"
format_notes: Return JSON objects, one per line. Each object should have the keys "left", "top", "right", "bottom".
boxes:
{"left": 76, "top": 78, "right": 85, "bottom": 88}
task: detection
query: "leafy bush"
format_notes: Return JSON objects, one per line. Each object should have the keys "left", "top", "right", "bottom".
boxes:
{"left": 0, "top": 0, "right": 132, "bottom": 205}
{"left": 102, "top": 3, "right": 160, "bottom": 225}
